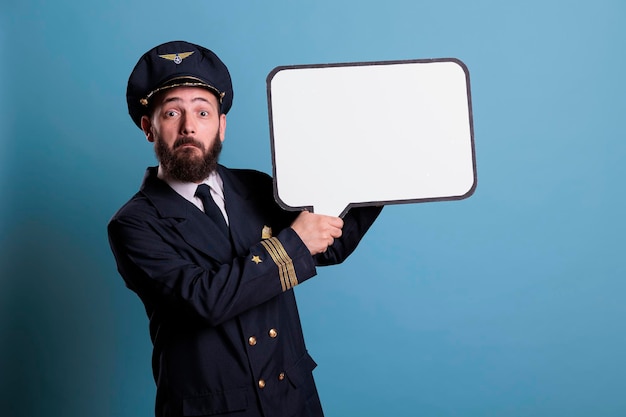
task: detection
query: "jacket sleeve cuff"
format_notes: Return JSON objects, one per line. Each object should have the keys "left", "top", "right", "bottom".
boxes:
{"left": 259, "top": 227, "right": 316, "bottom": 291}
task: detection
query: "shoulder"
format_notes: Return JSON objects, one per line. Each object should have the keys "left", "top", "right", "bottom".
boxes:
{"left": 109, "top": 166, "right": 186, "bottom": 224}
{"left": 218, "top": 166, "right": 274, "bottom": 194}
{"left": 108, "top": 191, "right": 158, "bottom": 229}
{"left": 224, "top": 166, "right": 272, "bottom": 183}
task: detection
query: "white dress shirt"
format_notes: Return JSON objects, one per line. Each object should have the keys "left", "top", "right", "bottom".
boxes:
{"left": 157, "top": 165, "right": 229, "bottom": 225}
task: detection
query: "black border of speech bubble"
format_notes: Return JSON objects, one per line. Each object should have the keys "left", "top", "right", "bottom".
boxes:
{"left": 266, "top": 58, "right": 477, "bottom": 218}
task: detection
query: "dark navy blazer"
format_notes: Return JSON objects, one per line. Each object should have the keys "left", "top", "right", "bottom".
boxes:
{"left": 108, "top": 165, "right": 381, "bottom": 417}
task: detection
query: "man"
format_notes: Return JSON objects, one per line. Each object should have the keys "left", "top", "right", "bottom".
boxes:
{"left": 108, "top": 40, "right": 382, "bottom": 417}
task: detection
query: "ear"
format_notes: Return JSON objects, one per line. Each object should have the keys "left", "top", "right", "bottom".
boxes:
{"left": 141, "top": 115, "right": 155, "bottom": 142}
{"left": 218, "top": 114, "right": 227, "bottom": 143}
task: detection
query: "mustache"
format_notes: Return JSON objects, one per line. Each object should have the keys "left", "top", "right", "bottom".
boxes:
{"left": 173, "top": 137, "right": 204, "bottom": 150}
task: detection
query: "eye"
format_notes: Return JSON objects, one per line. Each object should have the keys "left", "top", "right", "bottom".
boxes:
{"left": 165, "top": 110, "right": 179, "bottom": 117}
{"left": 199, "top": 110, "right": 209, "bottom": 117}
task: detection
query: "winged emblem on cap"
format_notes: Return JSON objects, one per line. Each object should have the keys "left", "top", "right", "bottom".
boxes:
{"left": 159, "top": 51, "right": 194, "bottom": 65}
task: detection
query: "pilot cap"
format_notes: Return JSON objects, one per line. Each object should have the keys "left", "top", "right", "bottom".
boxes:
{"left": 126, "top": 40, "right": 233, "bottom": 128}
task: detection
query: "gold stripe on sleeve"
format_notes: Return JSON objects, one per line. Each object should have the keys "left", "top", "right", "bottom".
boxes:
{"left": 261, "top": 239, "right": 288, "bottom": 291}
{"left": 260, "top": 237, "right": 298, "bottom": 291}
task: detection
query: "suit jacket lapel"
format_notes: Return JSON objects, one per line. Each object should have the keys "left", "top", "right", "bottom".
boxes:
{"left": 140, "top": 167, "right": 233, "bottom": 262}
{"left": 218, "top": 165, "right": 254, "bottom": 256}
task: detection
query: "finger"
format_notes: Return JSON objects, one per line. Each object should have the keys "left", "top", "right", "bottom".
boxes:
{"left": 327, "top": 216, "right": 344, "bottom": 228}
{"left": 313, "top": 214, "right": 342, "bottom": 227}
{"left": 329, "top": 227, "right": 343, "bottom": 239}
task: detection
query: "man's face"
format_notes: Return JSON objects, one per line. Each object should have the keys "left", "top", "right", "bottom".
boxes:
{"left": 141, "top": 86, "right": 227, "bottom": 183}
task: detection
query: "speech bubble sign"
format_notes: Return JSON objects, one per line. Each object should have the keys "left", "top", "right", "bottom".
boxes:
{"left": 267, "top": 58, "right": 476, "bottom": 217}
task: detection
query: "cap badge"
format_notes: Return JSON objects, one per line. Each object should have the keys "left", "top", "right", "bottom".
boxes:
{"left": 159, "top": 51, "right": 194, "bottom": 65}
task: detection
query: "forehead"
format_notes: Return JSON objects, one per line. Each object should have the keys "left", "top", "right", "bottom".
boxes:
{"left": 156, "top": 86, "right": 220, "bottom": 107}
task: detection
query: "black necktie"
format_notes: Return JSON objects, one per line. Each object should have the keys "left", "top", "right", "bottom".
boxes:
{"left": 195, "top": 184, "right": 229, "bottom": 237}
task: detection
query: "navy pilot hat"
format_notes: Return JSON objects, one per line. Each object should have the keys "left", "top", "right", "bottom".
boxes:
{"left": 126, "top": 40, "right": 233, "bottom": 129}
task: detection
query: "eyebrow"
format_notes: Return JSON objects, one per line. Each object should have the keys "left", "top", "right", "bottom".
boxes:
{"left": 162, "top": 96, "right": 214, "bottom": 105}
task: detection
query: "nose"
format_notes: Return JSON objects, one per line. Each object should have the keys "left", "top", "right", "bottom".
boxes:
{"left": 180, "top": 113, "right": 196, "bottom": 135}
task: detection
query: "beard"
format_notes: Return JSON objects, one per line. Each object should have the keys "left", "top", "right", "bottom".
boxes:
{"left": 155, "top": 133, "right": 223, "bottom": 183}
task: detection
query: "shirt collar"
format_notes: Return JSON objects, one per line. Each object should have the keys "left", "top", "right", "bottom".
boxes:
{"left": 157, "top": 164, "right": 225, "bottom": 206}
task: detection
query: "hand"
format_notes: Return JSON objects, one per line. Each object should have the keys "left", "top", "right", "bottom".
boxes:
{"left": 290, "top": 211, "right": 344, "bottom": 255}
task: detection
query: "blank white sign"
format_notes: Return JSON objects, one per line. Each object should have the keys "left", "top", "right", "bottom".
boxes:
{"left": 267, "top": 58, "right": 476, "bottom": 217}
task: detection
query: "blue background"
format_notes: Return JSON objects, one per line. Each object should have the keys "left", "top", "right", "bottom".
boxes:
{"left": 1, "top": 1, "right": 625, "bottom": 416}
